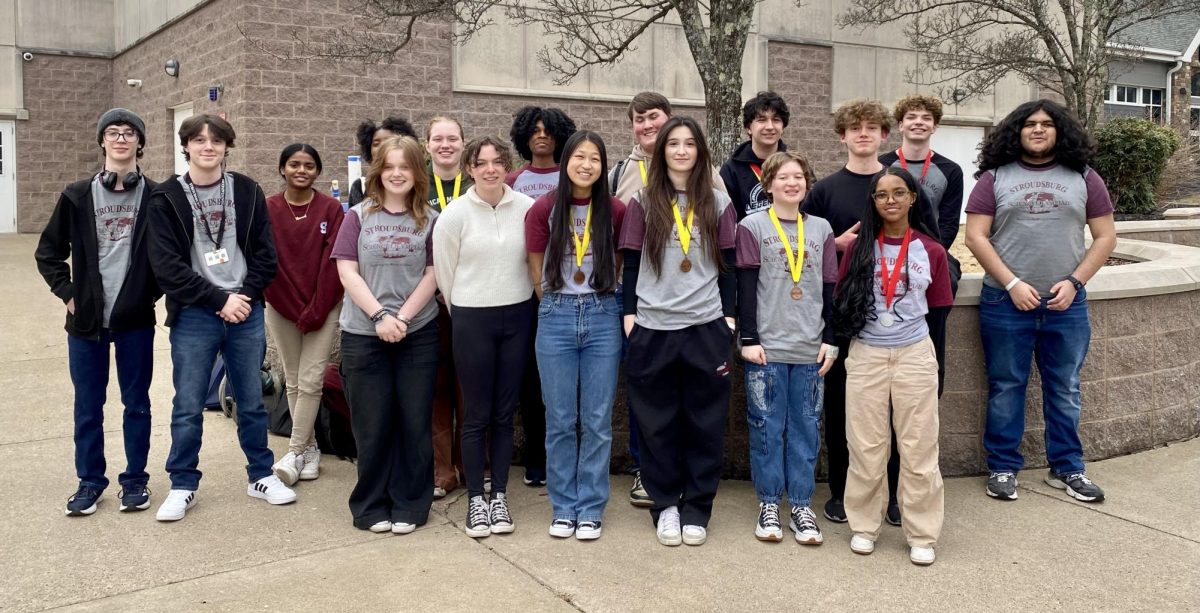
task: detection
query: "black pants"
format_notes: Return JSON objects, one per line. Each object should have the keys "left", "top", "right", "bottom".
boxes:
{"left": 519, "top": 297, "right": 547, "bottom": 473}
{"left": 453, "top": 300, "right": 534, "bottom": 498}
{"left": 341, "top": 324, "right": 438, "bottom": 529}
{"left": 627, "top": 319, "right": 732, "bottom": 528}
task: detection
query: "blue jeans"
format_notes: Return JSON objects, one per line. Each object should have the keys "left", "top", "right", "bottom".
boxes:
{"left": 744, "top": 361, "right": 824, "bottom": 506}
{"left": 68, "top": 327, "right": 155, "bottom": 490}
{"left": 536, "top": 292, "right": 622, "bottom": 522}
{"left": 165, "top": 304, "right": 274, "bottom": 489}
{"left": 979, "top": 285, "right": 1090, "bottom": 474}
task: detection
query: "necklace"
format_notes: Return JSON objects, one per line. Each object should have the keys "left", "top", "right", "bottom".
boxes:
{"left": 286, "top": 193, "right": 314, "bottom": 221}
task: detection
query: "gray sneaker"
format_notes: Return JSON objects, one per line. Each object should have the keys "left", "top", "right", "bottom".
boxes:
{"left": 1044, "top": 470, "right": 1105, "bottom": 503}
{"left": 986, "top": 471, "right": 1018, "bottom": 500}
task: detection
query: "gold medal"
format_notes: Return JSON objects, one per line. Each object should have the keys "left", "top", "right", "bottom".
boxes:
{"left": 768, "top": 207, "right": 805, "bottom": 299}
{"left": 573, "top": 269, "right": 586, "bottom": 284}
{"left": 680, "top": 258, "right": 692, "bottom": 273}
{"left": 671, "top": 198, "right": 695, "bottom": 273}
{"left": 790, "top": 285, "right": 803, "bottom": 300}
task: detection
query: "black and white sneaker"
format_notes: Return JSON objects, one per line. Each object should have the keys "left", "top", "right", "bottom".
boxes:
{"left": 247, "top": 475, "right": 296, "bottom": 505}
{"left": 789, "top": 506, "right": 824, "bottom": 545}
{"left": 886, "top": 500, "right": 902, "bottom": 526}
{"left": 823, "top": 498, "right": 847, "bottom": 523}
{"left": 490, "top": 492, "right": 514, "bottom": 534}
{"left": 575, "top": 521, "right": 602, "bottom": 540}
{"left": 548, "top": 519, "right": 576, "bottom": 538}
{"left": 1045, "top": 470, "right": 1105, "bottom": 503}
{"left": 986, "top": 471, "right": 1018, "bottom": 500}
{"left": 465, "top": 495, "right": 491, "bottom": 538}
{"left": 156, "top": 489, "right": 197, "bottom": 522}
{"left": 755, "top": 502, "right": 783, "bottom": 542}
{"left": 118, "top": 484, "right": 151, "bottom": 512}
{"left": 66, "top": 485, "right": 102, "bottom": 516}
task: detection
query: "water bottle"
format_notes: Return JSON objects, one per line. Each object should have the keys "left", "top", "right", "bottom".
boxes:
{"left": 332, "top": 180, "right": 346, "bottom": 212}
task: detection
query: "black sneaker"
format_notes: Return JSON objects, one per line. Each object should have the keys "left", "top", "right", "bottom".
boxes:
{"left": 1045, "top": 470, "right": 1105, "bottom": 503}
{"left": 489, "top": 492, "right": 514, "bottom": 534}
{"left": 523, "top": 468, "right": 546, "bottom": 487}
{"left": 66, "top": 485, "right": 102, "bottom": 516}
{"left": 465, "top": 495, "right": 491, "bottom": 538}
{"left": 755, "top": 502, "right": 783, "bottom": 542}
{"left": 629, "top": 470, "right": 653, "bottom": 507}
{"left": 118, "top": 484, "right": 151, "bottom": 512}
{"left": 886, "top": 500, "right": 902, "bottom": 526}
{"left": 986, "top": 471, "right": 1019, "bottom": 500}
{"left": 823, "top": 498, "right": 847, "bottom": 523}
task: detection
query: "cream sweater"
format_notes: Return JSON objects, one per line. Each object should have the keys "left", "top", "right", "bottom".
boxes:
{"left": 433, "top": 185, "right": 535, "bottom": 309}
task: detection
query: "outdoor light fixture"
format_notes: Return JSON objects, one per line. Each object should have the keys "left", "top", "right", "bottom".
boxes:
{"left": 951, "top": 88, "right": 967, "bottom": 104}
{"left": 165, "top": 59, "right": 180, "bottom": 78}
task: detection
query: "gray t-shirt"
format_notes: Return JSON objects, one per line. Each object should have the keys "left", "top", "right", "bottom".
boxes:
{"left": 181, "top": 174, "right": 246, "bottom": 292}
{"left": 965, "top": 161, "right": 1114, "bottom": 295}
{"left": 91, "top": 178, "right": 144, "bottom": 327}
{"left": 331, "top": 202, "right": 438, "bottom": 336}
{"left": 618, "top": 189, "right": 737, "bottom": 330}
{"left": 844, "top": 231, "right": 953, "bottom": 348}
{"left": 735, "top": 211, "right": 837, "bottom": 363}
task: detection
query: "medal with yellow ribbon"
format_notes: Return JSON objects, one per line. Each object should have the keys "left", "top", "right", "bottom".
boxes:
{"left": 672, "top": 198, "right": 696, "bottom": 272}
{"left": 571, "top": 203, "right": 592, "bottom": 284}
{"left": 768, "top": 207, "right": 805, "bottom": 299}
{"left": 434, "top": 172, "right": 462, "bottom": 210}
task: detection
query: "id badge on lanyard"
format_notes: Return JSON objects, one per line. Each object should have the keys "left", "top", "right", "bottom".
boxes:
{"left": 204, "top": 247, "right": 230, "bottom": 267}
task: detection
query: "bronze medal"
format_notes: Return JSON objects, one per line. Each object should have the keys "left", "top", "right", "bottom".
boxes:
{"left": 573, "top": 269, "right": 586, "bottom": 284}
{"left": 680, "top": 258, "right": 692, "bottom": 273}
{"left": 790, "top": 286, "right": 803, "bottom": 300}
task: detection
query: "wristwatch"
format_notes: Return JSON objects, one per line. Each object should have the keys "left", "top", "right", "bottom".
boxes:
{"left": 1067, "top": 275, "right": 1085, "bottom": 292}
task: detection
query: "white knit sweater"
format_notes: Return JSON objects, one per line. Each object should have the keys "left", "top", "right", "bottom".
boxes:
{"left": 433, "top": 185, "right": 534, "bottom": 309}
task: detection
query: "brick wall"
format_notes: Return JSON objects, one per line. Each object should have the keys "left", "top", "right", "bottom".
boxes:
{"left": 14, "top": 56, "right": 113, "bottom": 233}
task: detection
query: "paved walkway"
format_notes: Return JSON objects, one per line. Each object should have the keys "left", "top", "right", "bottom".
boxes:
{"left": 2, "top": 234, "right": 1197, "bottom": 612}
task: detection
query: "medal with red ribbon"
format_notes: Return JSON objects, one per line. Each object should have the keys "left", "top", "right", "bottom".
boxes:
{"left": 876, "top": 227, "right": 912, "bottom": 328}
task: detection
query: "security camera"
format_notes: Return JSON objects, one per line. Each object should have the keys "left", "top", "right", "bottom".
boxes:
{"left": 126, "top": 79, "right": 143, "bottom": 88}
{"left": 22, "top": 52, "right": 33, "bottom": 61}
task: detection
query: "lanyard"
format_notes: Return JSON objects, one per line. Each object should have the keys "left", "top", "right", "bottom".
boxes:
{"left": 750, "top": 163, "right": 763, "bottom": 182}
{"left": 434, "top": 172, "right": 461, "bottom": 209}
{"left": 186, "top": 173, "right": 228, "bottom": 249}
{"left": 671, "top": 198, "right": 695, "bottom": 256}
{"left": 638, "top": 160, "right": 648, "bottom": 186}
{"left": 571, "top": 203, "right": 592, "bottom": 270}
{"left": 877, "top": 228, "right": 913, "bottom": 310}
{"left": 896, "top": 149, "right": 933, "bottom": 183}
{"left": 768, "top": 207, "right": 804, "bottom": 285}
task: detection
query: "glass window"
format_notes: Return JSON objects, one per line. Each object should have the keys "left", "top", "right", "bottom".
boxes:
{"left": 1146, "top": 88, "right": 1163, "bottom": 105}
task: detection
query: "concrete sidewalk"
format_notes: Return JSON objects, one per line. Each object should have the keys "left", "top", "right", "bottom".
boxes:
{"left": 2, "top": 233, "right": 1197, "bottom": 612}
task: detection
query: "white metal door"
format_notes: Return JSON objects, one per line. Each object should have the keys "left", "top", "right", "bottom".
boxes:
{"left": 171, "top": 103, "right": 194, "bottom": 176}
{"left": 932, "top": 125, "right": 984, "bottom": 224}
{"left": 0, "top": 121, "right": 16, "bottom": 233}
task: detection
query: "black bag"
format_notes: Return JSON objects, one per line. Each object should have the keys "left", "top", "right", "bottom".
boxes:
{"left": 265, "top": 373, "right": 292, "bottom": 437}
{"left": 315, "top": 363, "right": 357, "bottom": 460}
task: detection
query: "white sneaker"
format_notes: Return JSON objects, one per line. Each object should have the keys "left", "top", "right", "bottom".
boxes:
{"left": 682, "top": 524, "right": 707, "bottom": 546}
{"left": 248, "top": 475, "right": 297, "bottom": 505}
{"left": 299, "top": 444, "right": 320, "bottom": 481}
{"left": 850, "top": 534, "right": 875, "bottom": 555}
{"left": 272, "top": 451, "right": 303, "bottom": 486}
{"left": 155, "top": 489, "right": 197, "bottom": 522}
{"left": 548, "top": 519, "right": 577, "bottom": 538}
{"left": 575, "top": 521, "right": 602, "bottom": 540}
{"left": 910, "top": 546, "right": 936, "bottom": 566}
{"left": 392, "top": 522, "right": 416, "bottom": 534}
{"left": 656, "top": 506, "right": 682, "bottom": 546}
{"left": 369, "top": 520, "right": 392, "bottom": 533}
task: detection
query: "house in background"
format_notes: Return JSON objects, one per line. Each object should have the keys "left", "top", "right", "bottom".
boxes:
{"left": 1105, "top": 15, "right": 1200, "bottom": 137}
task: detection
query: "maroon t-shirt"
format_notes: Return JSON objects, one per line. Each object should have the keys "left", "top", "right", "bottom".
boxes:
{"left": 525, "top": 191, "right": 627, "bottom": 294}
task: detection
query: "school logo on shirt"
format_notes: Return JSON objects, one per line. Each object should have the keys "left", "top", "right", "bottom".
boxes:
{"left": 378, "top": 234, "right": 417, "bottom": 258}
{"left": 747, "top": 184, "right": 770, "bottom": 215}
{"left": 1022, "top": 192, "right": 1062, "bottom": 215}
{"left": 103, "top": 216, "right": 135, "bottom": 242}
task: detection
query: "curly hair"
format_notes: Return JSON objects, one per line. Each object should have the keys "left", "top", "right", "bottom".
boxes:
{"left": 893, "top": 95, "right": 944, "bottom": 125}
{"left": 832, "top": 167, "right": 936, "bottom": 342}
{"left": 543, "top": 131, "right": 618, "bottom": 293}
{"left": 759, "top": 151, "right": 816, "bottom": 200}
{"left": 976, "top": 99, "right": 1094, "bottom": 177}
{"left": 742, "top": 91, "right": 790, "bottom": 128}
{"left": 641, "top": 116, "right": 722, "bottom": 276}
{"left": 833, "top": 99, "right": 893, "bottom": 136}
{"left": 509, "top": 106, "right": 577, "bottom": 163}
{"left": 356, "top": 116, "right": 417, "bottom": 163}
{"left": 363, "top": 136, "right": 432, "bottom": 231}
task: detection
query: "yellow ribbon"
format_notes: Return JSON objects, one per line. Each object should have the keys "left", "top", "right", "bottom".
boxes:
{"left": 571, "top": 203, "right": 592, "bottom": 270}
{"left": 671, "top": 198, "right": 695, "bottom": 257}
{"left": 434, "top": 172, "right": 462, "bottom": 209}
{"left": 768, "top": 207, "right": 804, "bottom": 285}
{"left": 638, "top": 160, "right": 648, "bottom": 186}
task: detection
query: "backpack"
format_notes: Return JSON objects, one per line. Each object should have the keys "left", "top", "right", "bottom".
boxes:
{"left": 315, "top": 362, "right": 357, "bottom": 460}
{"left": 610, "top": 159, "right": 628, "bottom": 193}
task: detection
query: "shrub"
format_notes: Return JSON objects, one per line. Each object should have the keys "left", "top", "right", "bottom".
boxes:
{"left": 1094, "top": 118, "right": 1181, "bottom": 215}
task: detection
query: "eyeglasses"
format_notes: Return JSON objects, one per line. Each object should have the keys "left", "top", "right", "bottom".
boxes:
{"left": 103, "top": 130, "right": 139, "bottom": 142}
{"left": 872, "top": 189, "right": 912, "bottom": 203}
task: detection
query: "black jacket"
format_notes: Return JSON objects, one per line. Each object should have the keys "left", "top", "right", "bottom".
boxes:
{"left": 35, "top": 176, "right": 162, "bottom": 339}
{"left": 719, "top": 140, "right": 788, "bottom": 220}
{"left": 146, "top": 172, "right": 277, "bottom": 327}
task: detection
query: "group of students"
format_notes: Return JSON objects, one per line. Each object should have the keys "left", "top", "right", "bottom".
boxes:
{"left": 37, "top": 88, "right": 1115, "bottom": 567}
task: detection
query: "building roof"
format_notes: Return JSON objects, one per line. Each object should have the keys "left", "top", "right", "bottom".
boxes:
{"left": 1114, "top": 14, "right": 1200, "bottom": 56}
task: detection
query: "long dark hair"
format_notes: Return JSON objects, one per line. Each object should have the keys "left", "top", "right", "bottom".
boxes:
{"left": 833, "top": 167, "right": 936, "bottom": 341}
{"left": 976, "top": 99, "right": 1094, "bottom": 177}
{"left": 642, "top": 116, "right": 721, "bottom": 276}
{"left": 277, "top": 143, "right": 323, "bottom": 176}
{"left": 544, "top": 131, "right": 618, "bottom": 293}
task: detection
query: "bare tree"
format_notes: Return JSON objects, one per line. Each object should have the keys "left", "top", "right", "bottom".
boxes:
{"left": 240, "top": 0, "right": 765, "bottom": 159}
{"left": 837, "top": 0, "right": 1200, "bottom": 128}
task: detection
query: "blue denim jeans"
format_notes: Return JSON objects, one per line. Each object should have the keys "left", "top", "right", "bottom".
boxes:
{"left": 979, "top": 284, "right": 1090, "bottom": 474}
{"left": 165, "top": 304, "right": 274, "bottom": 489}
{"left": 68, "top": 327, "right": 155, "bottom": 490}
{"left": 744, "top": 361, "right": 824, "bottom": 506}
{"left": 536, "top": 292, "right": 622, "bottom": 522}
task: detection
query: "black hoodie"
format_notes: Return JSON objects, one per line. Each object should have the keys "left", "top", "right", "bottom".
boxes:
{"left": 35, "top": 176, "right": 162, "bottom": 339}
{"left": 146, "top": 171, "right": 277, "bottom": 327}
{"left": 719, "top": 139, "right": 788, "bottom": 220}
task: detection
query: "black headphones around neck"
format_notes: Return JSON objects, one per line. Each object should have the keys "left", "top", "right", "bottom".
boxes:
{"left": 99, "top": 168, "right": 142, "bottom": 191}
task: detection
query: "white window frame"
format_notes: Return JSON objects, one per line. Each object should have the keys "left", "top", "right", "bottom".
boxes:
{"left": 1106, "top": 84, "right": 1165, "bottom": 108}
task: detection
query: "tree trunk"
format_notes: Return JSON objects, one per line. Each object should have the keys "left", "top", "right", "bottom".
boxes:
{"left": 701, "top": 70, "right": 744, "bottom": 162}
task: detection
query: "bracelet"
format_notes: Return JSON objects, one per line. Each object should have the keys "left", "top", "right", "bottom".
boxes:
{"left": 369, "top": 308, "right": 390, "bottom": 323}
{"left": 1004, "top": 277, "right": 1021, "bottom": 291}
{"left": 1067, "top": 274, "right": 1085, "bottom": 291}
{"left": 396, "top": 314, "right": 414, "bottom": 326}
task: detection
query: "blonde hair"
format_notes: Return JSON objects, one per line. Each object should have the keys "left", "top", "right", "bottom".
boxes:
{"left": 364, "top": 136, "right": 432, "bottom": 231}
{"left": 759, "top": 151, "right": 817, "bottom": 201}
